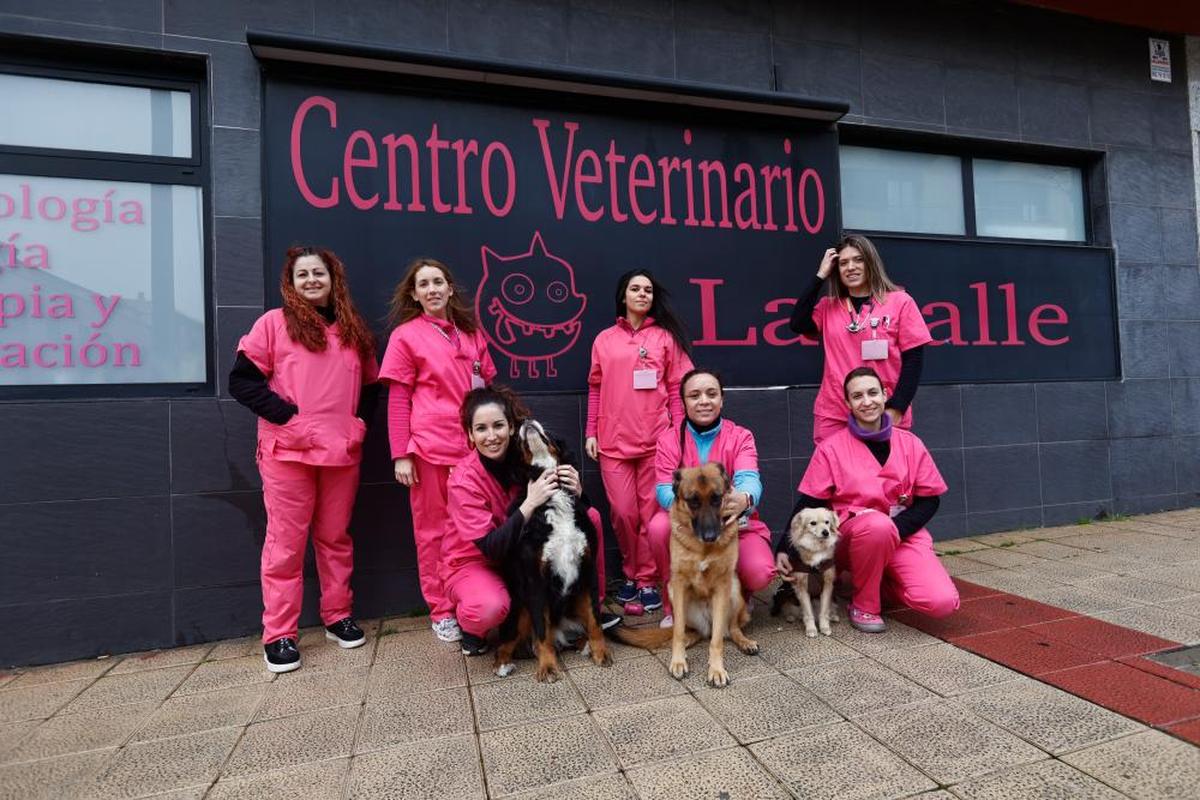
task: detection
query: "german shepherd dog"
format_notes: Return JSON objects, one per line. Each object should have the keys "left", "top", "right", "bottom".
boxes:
{"left": 610, "top": 463, "right": 758, "bottom": 687}
{"left": 492, "top": 419, "right": 612, "bottom": 682}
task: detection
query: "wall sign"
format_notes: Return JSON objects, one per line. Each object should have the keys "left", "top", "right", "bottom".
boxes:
{"left": 262, "top": 68, "right": 1119, "bottom": 389}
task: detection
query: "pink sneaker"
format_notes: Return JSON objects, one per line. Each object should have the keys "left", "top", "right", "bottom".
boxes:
{"left": 624, "top": 600, "right": 645, "bottom": 616}
{"left": 848, "top": 605, "right": 886, "bottom": 633}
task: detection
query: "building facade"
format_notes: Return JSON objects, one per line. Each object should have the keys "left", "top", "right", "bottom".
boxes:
{"left": 1, "top": 0, "right": 1197, "bottom": 666}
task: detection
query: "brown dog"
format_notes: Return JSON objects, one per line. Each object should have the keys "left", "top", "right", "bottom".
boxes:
{"left": 610, "top": 463, "right": 758, "bottom": 687}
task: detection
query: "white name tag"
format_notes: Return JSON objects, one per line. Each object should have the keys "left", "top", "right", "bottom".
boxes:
{"left": 470, "top": 373, "right": 485, "bottom": 390}
{"left": 861, "top": 338, "right": 888, "bottom": 360}
{"left": 633, "top": 369, "right": 658, "bottom": 389}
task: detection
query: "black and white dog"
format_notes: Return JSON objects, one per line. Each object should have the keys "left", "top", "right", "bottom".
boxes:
{"left": 492, "top": 420, "right": 612, "bottom": 682}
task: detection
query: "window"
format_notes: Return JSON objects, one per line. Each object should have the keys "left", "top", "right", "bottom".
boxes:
{"left": 973, "top": 158, "right": 1086, "bottom": 241}
{"left": 0, "top": 64, "right": 208, "bottom": 392}
{"left": 840, "top": 146, "right": 965, "bottom": 235}
{"left": 839, "top": 144, "right": 1087, "bottom": 243}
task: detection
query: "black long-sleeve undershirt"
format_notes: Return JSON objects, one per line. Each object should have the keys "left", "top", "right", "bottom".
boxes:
{"left": 774, "top": 438, "right": 940, "bottom": 554}
{"left": 787, "top": 275, "right": 924, "bottom": 413}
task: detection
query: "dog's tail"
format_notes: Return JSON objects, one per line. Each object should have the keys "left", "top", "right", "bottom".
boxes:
{"left": 607, "top": 624, "right": 701, "bottom": 651}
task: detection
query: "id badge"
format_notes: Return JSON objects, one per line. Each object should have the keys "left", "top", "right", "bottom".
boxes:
{"left": 889, "top": 505, "right": 905, "bottom": 518}
{"left": 633, "top": 369, "right": 658, "bottom": 390}
{"left": 861, "top": 338, "right": 888, "bottom": 360}
{"left": 470, "top": 373, "right": 485, "bottom": 390}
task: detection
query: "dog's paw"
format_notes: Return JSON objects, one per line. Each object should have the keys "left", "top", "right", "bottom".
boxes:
{"left": 739, "top": 638, "right": 759, "bottom": 655}
{"left": 668, "top": 657, "right": 689, "bottom": 680}
{"left": 494, "top": 662, "right": 516, "bottom": 678}
{"left": 830, "top": 609, "right": 840, "bottom": 623}
{"left": 804, "top": 625, "right": 818, "bottom": 638}
{"left": 706, "top": 665, "right": 730, "bottom": 688}
{"left": 534, "top": 664, "right": 562, "bottom": 683}
{"left": 818, "top": 621, "right": 832, "bottom": 636}
{"left": 591, "top": 645, "right": 613, "bottom": 668}
{"left": 784, "top": 612, "right": 798, "bottom": 624}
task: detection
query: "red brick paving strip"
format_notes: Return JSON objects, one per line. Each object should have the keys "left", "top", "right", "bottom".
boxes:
{"left": 895, "top": 578, "right": 1200, "bottom": 747}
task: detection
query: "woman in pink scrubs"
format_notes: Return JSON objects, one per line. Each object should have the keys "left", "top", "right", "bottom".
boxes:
{"left": 790, "top": 234, "right": 932, "bottom": 444}
{"left": 230, "top": 246, "right": 379, "bottom": 673}
{"left": 380, "top": 258, "right": 497, "bottom": 644}
{"left": 441, "top": 385, "right": 615, "bottom": 655}
{"left": 585, "top": 269, "right": 693, "bottom": 614}
{"left": 778, "top": 366, "right": 958, "bottom": 633}
{"left": 647, "top": 369, "right": 776, "bottom": 628}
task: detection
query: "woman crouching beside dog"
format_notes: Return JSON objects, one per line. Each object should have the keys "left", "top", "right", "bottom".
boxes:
{"left": 648, "top": 369, "right": 777, "bottom": 629}
{"left": 776, "top": 366, "right": 958, "bottom": 633}
{"left": 440, "top": 385, "right": 617, "bottom": 655}
{"left": 229, "top": 246, "right": 379, "bottom": 673}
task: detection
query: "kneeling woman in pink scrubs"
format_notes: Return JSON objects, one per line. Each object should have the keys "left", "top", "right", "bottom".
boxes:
{"left": 778, "top": 367, "right": 958, "bottom": 633}
{"left": 648, "top": 369, "right": 776, "bottom": 627}
{"left": 790, "top": 234, "right": 932, "bottom": 444}
{"left": 441, "top": 386, "right": 615, "bottom": 655}
{"left": 230, "top": 246, "right": 379, "bottom": 673}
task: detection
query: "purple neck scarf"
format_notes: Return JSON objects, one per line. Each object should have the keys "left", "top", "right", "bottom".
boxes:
{"left": 848, "top": 411, "right": 892, "bottom": 443}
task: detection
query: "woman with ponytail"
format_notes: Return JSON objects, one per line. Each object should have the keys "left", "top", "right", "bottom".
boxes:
{"left": 230, "top": 246, "right": 379, "bottom": 673}
{"left": 646, "top": 369, "right": 776, "bottom": 628}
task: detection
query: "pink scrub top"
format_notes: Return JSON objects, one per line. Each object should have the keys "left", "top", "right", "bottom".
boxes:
{"left": 379, "top": 315, "right": 497, "bottom": 466}
{"left": 654, "top": 418, "right": 758, "bottom": 485}
{"left": 442, "top": 450, "right": 516, "bottom": 576}
{"left": 799, "top": 427, "right": 947, "bottom": 524}
{"left": 655, "top": 417, "right": 765, "bottom": 524}
{"left": 586, "top": 317, "right": 693, "bottom": 459}
{"left": 238, "top": 308, "right": 378, "bottom": 468}
{"left": 811, "top": 289, "right": 931, "bottom": 427}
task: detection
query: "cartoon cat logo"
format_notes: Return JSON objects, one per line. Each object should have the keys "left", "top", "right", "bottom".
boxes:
{"left": 475, "top": 232, "right": 587, "bottom": 379}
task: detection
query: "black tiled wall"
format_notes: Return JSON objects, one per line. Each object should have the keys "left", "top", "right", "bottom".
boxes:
{"left": 1, "top": 0, "right": 1198, "bottom": 666}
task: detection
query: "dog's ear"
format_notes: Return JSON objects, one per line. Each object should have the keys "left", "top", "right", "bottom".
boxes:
{"left": 713, "top": 462, "right": 729, "bottom": 491}
{"left": 672, "top": 468, "right": 683, "bottom": 499}
{"left": 827, "top": 508, "right": 839, "bottom": 534}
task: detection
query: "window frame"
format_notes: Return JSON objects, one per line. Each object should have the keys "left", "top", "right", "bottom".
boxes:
{"left": 838, "top": 126, "right": 1098, "bottom": 246}
{"left": 0, "top": 40, "right": 213, "bottom": 402}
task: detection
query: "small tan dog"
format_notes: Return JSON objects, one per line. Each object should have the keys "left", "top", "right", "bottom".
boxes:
{"left": 771, "top": 508, "right": 840, "bottom": 637}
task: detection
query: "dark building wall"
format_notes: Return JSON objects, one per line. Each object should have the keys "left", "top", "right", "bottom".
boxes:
{"left": 0, "top": 0, "right": 1196, "bottom": 666}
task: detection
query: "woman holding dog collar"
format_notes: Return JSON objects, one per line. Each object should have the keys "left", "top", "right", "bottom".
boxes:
{"left": 442, "top": 385, "right": 615, "bottom": 655}
{"left": 230, "top": 246, "right": 379, "bottom": 673}
{"left": 380, "top": 258, "right": 498, "bottom": 645}
{"left": 778, "top": 366, "right": 958, "bottom": 633}
{"left": 647, "top": 369, "right": 776, "bottom": 627}
{"left": 790, "top": 234, "right": 931, "bottom": 444}
{"left": 586, "top": 269, "right": 693, "bottom": 614}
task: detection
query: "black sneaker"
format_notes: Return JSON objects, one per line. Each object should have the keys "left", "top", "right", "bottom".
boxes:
{"left": 461, "top": 632, "right": 489, "bottom": 656}
{"left": 263, "top": 637, "right": 301, "bottom": 673}
{"left": 600, "top": 611, "right": 622, "bottom": 631}
{"left": 325, "top": 617, "right": 366, "bottom": 649}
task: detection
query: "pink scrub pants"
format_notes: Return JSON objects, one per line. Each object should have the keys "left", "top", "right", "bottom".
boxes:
{"left": 836, "top": 511, "right": 959, "bottom": 617}
{"left": 258, "top": 454, "right": 359, "bottom": 644}
{"left": 598, "top": 453, "right": 659, "bottom": 587}
{"left": 444, "top": 507, "right": 607, "bottom": 637}
{"left": 409, "top": 455, "right": 455, "bottom": 622}
{"left": 648, "top": 511, "right": 776, "bottom": 616}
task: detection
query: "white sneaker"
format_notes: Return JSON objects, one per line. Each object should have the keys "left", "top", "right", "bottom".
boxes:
{"left": 432, "top": 617, "right": 462, "bottom": 642}
{"left": 659, "top": 614, "right": 674, "bottom": 629}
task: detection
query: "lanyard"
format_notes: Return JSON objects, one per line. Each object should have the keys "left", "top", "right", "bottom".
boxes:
{"left": 426, "top": 317, "right": 461, "bottom": 350}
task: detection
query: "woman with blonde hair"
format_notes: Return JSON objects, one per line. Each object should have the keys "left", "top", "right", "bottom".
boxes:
{"left": 379, "top": 257, "right": 496, "bottom": 643}
{"left": 790, "top": 234, "right": 932, "bottom": 444}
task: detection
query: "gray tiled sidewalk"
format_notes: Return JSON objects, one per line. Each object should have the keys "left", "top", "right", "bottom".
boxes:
{"left": 1, "top": 510, "right": 1198, "bottom": 798}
